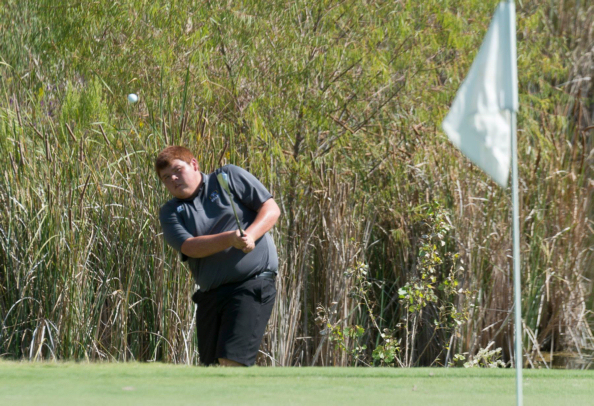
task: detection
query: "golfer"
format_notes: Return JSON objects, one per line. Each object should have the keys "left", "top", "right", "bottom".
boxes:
{"left": 156, "top": 146, "right": 280, "bottom": 366}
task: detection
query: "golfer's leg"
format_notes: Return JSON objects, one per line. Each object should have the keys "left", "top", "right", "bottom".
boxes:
{"left": 194, "top": 290, "right": 221, "bottom": 366}
{"left": 216, "top": 278, "right": 276, "bottom": 366}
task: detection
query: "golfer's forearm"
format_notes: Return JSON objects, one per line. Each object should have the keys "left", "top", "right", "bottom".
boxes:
{"left": 245, "top": 199, "right": 281, "bottom": 241}
{"left": 181, "top": 231, "right": 236, "bottom": 258}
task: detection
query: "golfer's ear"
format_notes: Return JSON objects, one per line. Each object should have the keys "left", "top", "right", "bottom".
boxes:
{"left": 191, "top": 158, "right": 199, "bottom": 171}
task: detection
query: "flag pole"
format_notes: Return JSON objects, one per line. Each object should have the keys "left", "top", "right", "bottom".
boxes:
{"left": 441, "top": 1, "right": 521, "bottom": 399}
{"left": 508, "top": 3, "right": 522, "bottom": 405}
{"left": 510, "top": 108, "right": 523, "bottom": 406}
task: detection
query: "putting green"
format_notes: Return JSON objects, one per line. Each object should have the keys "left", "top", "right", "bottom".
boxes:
{"left": 0, "top": 361, "right": 592, "bottom": 405}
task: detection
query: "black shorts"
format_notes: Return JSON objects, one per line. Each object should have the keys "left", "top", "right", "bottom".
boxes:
{"left": 191, "top": 274, "right": 276, "bottom": 366}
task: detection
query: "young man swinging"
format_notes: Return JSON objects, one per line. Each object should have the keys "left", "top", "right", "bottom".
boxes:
{"left": 156, "top": 146, "right": 280, "bottom": 366}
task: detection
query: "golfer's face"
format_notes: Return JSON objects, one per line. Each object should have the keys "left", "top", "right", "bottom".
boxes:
{"left": 160, "top": 159, "right": 201, "bottom": 199}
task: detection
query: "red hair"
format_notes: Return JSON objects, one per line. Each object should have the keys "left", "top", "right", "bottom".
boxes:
{"left": 155, "top": 146, "right": 196, "bottom": 176}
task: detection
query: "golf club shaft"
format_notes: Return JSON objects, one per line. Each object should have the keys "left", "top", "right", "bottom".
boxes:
{"left": 228, "top": 196, "right": 245, "bottom": 237}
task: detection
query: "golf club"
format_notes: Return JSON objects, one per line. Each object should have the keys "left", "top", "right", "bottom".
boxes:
{"left": 217, "top": 172, "right": 245, "bottom": 237}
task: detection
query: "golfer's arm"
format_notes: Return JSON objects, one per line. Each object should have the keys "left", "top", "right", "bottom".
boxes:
{"left": 245, "top": 198, "right": 281, "bottom": 241}
{"left": 180, "top": 231, "right": 236, "bottom": 258}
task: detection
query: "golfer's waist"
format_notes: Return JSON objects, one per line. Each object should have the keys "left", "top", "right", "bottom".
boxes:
{"left": 252, "top": 270, "right": 276, "bottom": 280}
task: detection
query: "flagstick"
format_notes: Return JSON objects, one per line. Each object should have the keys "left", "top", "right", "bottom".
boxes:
{"left": 510, "top": 109, "right": 523, "bottom": 406}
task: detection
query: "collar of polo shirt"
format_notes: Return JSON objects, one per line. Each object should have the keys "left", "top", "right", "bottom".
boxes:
{"left": 175, "top": 172, "right": 207, "bottom": 204}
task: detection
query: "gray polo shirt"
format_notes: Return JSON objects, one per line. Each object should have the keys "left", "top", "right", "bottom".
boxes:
{"left": 159, "top": 164, "right": 278, "bottom": 292}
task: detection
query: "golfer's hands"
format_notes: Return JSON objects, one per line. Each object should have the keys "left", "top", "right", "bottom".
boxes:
{"left": 240, "top": 231, "right": 255, "bottom": 253}
{"left": 231, "top": 230, "right": 255, "bottom": 253}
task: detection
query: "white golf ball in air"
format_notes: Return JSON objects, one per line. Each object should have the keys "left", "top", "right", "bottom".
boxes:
{"left": 127, "top": 93, "right": 138, "bottom": 103}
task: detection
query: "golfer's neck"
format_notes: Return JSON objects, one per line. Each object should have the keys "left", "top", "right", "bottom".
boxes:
{"left": 189, "top": 172, "right": 203, "bottom": 199}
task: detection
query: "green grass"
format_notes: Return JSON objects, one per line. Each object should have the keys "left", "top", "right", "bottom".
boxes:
{"left": 0, "top": 362, "right": 593, "bottom": 406}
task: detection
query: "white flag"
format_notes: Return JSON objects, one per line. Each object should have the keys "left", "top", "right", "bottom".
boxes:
{"left": 442, "top": 1, "right": 518, "bottom": 187}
